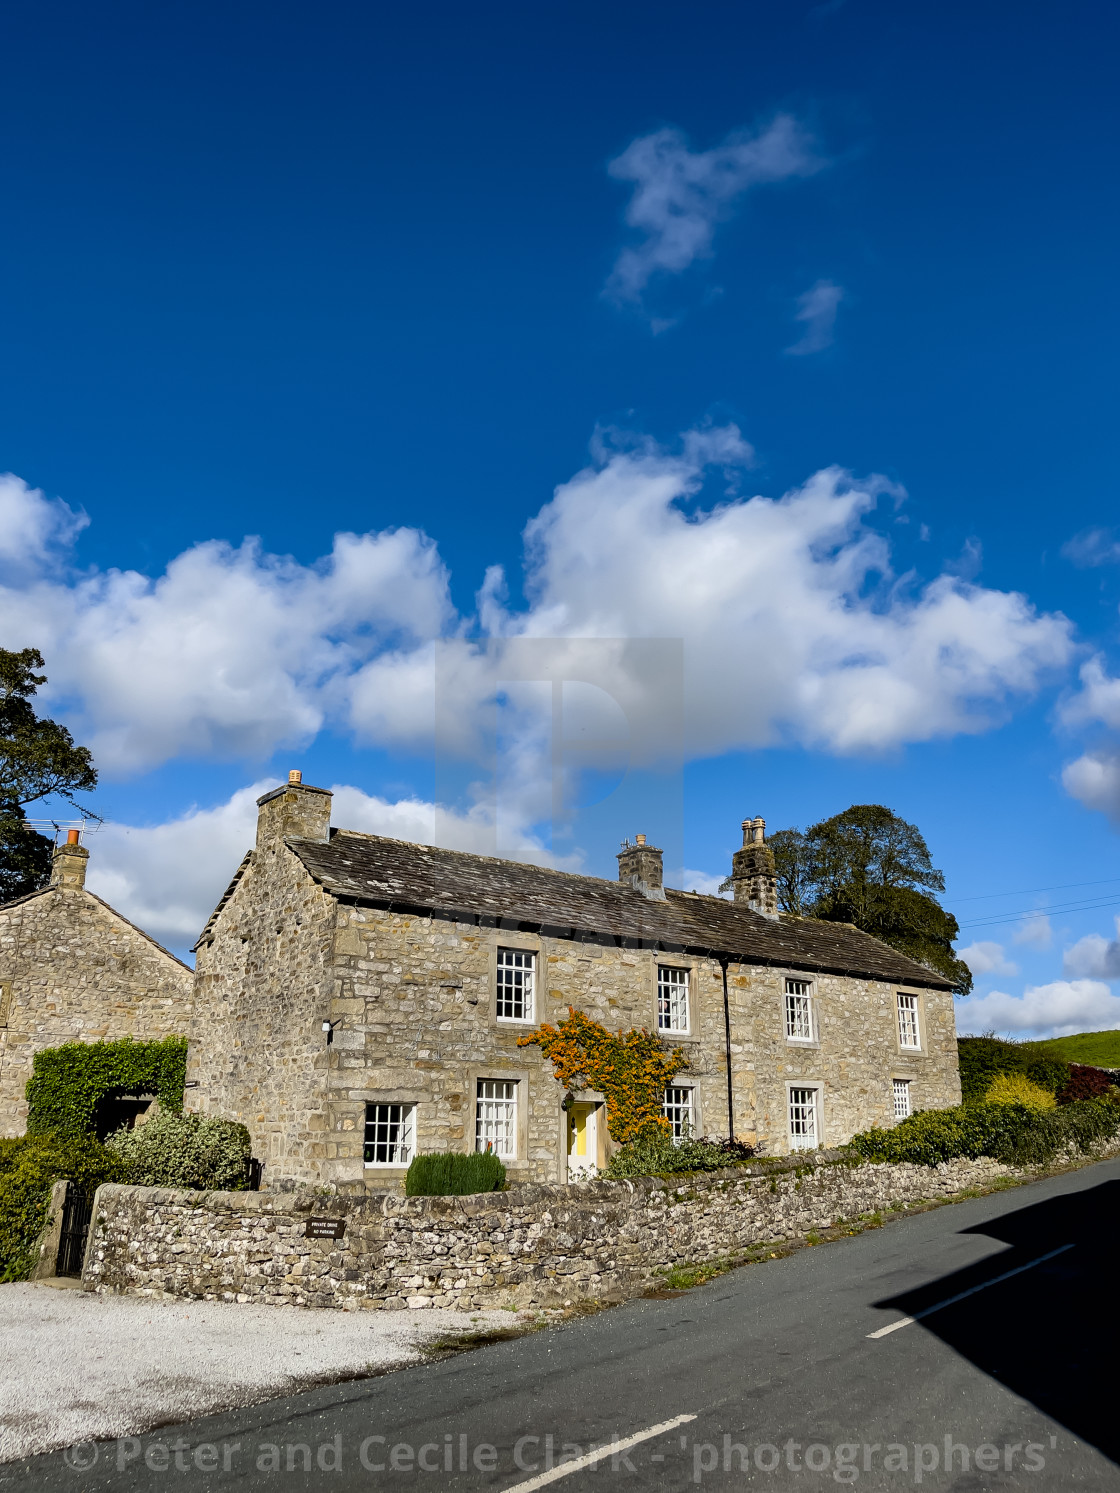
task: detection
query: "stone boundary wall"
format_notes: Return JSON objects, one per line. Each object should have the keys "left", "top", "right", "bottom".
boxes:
{"left": 83, "top": 1152, "right": 1023, "bottom": 1312}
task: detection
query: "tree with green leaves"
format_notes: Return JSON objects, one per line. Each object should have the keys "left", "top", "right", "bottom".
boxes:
{"left": 763, "top": 805, "right": 972, "bottom": 994}
{"left": 0, "top": 648, "right": 97, "bottom": 902}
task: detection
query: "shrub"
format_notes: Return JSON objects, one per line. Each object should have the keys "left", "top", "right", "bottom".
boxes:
{"left": 0, "top": 1133, "right": 124, "bottom": 1282}
{"left": 984, "top": 1073, "right": 1056, "bottom": 1111}
{"left": 105, "top": 1111, "right": 251, "bottom": 1191}
{"left": 602, "top": 1130, "right": 756, "bottom": 1179}
{"left": 25, "top": 1036, "right": 188, "bottom": 1138}
{"left": 517, "top": 1008, "right": 688, "bottom": 1145}
{"left": 404, "top": 1152, "right": 506, "bottom": 1196}
{"left": 1058, "top": 1064, "right": 1116, "bottom": 1104}
{"left": 848, "top": 1097, "right": 1120, "bottom": 1169}
{"left": 1022, "top": 1054, "right": 1072, "bottom": 1096}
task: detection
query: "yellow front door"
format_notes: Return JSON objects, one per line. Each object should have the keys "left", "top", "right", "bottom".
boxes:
{"left": 567, "top": 1102, "right": 597, "bottom": 1177}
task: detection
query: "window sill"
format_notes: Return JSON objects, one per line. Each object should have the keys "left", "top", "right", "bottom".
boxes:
{"left": 496, "top": 1017, "right": 536, "bottom": 1027}
{"left": 784, "top": 1038, "right": 819, "bottom": 1048}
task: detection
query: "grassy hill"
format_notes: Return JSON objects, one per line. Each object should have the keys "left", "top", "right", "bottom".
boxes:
{"left": 1029, "top": 1029, "right": 1120, "bottom": 1066}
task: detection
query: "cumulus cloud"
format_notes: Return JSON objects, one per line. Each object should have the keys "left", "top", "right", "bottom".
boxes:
{"left": 86, "top": 779, "right": 564, "bottom": 952}
{"left": 0, "top": 474, "right": 87, "bottom": 578}
{"left": 955, "top": 979, "right": 1120, "bottom": 1039}
{"left": 958, "top": 941, "right": 1018, "bottom": 977}
{"left": 1058, "top": 655, "right": 1120, "bottom": 734}
{"left": 1061, "top": 526, "right": 1120, "bottom": 568}
{"left": 1012, "top": 914, "right": 1053, "bottom": 949}
{"left": 1064, "top": 917, "right": 1120, "bottom": 978}
{"left": 1062, "top": 747, "right": 1120, "bottom": 824}
{"left": 604, "top": 117, "right": 820, "bottom": 309}
{"left": 0, "top": 514, "right": 453, "bottom": 773}
{"left": 785, "top": 279, "right": 844, "bottom": 356}
{"left": 0, "top": 434, "right": 1075, "bottom": 777}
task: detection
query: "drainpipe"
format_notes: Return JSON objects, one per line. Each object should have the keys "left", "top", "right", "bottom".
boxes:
{"left": 719, "top": 957, "right": 735, "bottom": 1143}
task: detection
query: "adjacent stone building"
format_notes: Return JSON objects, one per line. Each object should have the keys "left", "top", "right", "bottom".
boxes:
{"left": 0, "top": 832, "right": 193, "bottom": 1137}
{"left": 187, "top": 774, "right": 961, "bottom": 1190}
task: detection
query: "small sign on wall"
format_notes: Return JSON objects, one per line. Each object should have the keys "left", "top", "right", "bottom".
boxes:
{"left": 304, "top": 1217, "right": 346, "bottom": 1240}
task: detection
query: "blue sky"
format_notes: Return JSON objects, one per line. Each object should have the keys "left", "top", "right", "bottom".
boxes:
{"left": 3, "top": 0, "right": 1120, "bottom": 1035}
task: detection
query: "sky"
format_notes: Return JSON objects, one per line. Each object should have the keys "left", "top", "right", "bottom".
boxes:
{"left": 3, "top": 0, "right": 1120, "bottom": 1038}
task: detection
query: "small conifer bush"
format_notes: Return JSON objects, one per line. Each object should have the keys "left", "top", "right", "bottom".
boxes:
{"left": 404, "top": 1151, "right": 506, "bottom": 1196}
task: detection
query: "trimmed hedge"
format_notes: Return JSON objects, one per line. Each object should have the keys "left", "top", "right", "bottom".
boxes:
{"left": 25, "top": 1036, "right": 188, "bottom": 1138}
{"left": 404, "top": 1152, "right": 506, "bottom": 1196}
{"left": 603, "top": 1130, "right": 758, "bottom": 1178}
{"left": 0, "top": 1133, "right": 124, "bottom": 1282}
{"left": 848, "top": 1096, "right": 1120, "bottom": 1169}
{"left": 106, "top": 1111, "right": 251, "bottom": 1191}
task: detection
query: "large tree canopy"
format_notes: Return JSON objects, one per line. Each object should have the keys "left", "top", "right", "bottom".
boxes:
{"left": 764, "top": 804, "right": 972, "bottom": 994}
{"left": 0, "top": 648, "right": 97, "bottom": 902}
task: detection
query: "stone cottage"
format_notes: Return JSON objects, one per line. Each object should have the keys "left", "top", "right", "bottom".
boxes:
{"left": 187, "top": 774, "right": 961, "bottom": 1190}
{"left": 0, "top": 832, "right": 194, "bottom": 1137}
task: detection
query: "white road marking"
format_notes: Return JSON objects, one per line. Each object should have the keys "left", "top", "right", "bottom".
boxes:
{"left": 867, "top": 1242, "right": 1075, "bottom": 1339}
{"left": 500, "top": 1414, "right": 698, "bottom": 1492}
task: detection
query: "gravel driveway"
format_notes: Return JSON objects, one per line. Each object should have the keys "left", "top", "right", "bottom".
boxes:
{"left": 0, "top": 1283, "right": 515, "bottom": 1463}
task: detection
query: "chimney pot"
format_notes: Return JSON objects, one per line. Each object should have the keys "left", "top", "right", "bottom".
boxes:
{"left": 635, "top": 833, "right": 646, "bottom": 846}
{"left": 66, "top": 828, "right": 80, "bottom": 845}
{"left": 289, "top": 769, "right": 302, "bottom": 784}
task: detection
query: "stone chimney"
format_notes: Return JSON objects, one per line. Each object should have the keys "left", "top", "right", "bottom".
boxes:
{"left": 616, "top": 833, "right": 666, "bottom": 901}
{"left": 51, "top": 828, "right": 89, "bottom": 890}
{"left": 731, "top": 816, "right": 778, "bottom": 918}
{"left": 256, "top": 770, "right": 332, "bottom": 850}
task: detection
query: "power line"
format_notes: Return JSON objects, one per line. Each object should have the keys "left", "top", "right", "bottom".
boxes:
{"left": 960, "top": 895, "right": 1120, "bottom": 931}
{"left": 953, "top": 873, "right": 1120, "bottom": 904}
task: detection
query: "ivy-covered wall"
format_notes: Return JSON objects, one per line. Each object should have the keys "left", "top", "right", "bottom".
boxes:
{"left": 25, "top": 1036, "right": 188, "bottom": 1139}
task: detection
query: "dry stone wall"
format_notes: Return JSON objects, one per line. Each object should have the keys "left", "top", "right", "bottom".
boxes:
{"left": 84, "top": 1152, "right": 1010, "bottom": 1312}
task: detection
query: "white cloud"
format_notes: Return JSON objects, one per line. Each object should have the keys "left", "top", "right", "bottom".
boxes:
{"left": 1058, "top": 655, "right": 1120, "bottom": 734}
{"left": 958, "top": 940, "right": 1018, "bottom": 976}
{"left": 1012, "top": 913, "right": 1053, "bottom": 949}
{"left": 1062, "top": 747, "right": 1120, "bottom": 824}
{"left": 1061, "top": 526, "right": 1120, "bottom": 568}
{"left": 1064, "top": 917, "right": 1120, "bottom": 978}
{"left": 502, "top": 430, "right": 1073, "bottom": 756}
{"left": 604, "top": 117, "right": 820, "bottom": 309}
{"left": 86, "top": 779, "right": 565, "bottom": 951}
{"left": 681, "top": 869, "right": 732, "bottom": 899}
{"left": 0, "top": 435, "right": 1075, "bottom": 778}
{"left": 0, "top": 474, "right": 87, "bottom": 578}
{"left": 785, "top": 279, "right": 844, "bottom": 356}
{"left": 955, "top": 979, "right": 1120, "bottom": 1039}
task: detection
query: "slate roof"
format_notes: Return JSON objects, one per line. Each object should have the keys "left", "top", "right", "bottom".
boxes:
{"left": 285, "top": 829, "right": 952, "bottom": 990}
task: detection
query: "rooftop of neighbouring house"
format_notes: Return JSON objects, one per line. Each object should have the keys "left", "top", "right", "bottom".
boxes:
{"left": 279, "top": 828, "right": 953, "bottom": 989}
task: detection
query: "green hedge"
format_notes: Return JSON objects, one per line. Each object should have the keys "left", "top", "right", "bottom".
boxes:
{"left": 0, "top": 1133, "right": 124, "bottom": 1282}
{"left": 602, "top": 1130, "right": 757, "bottom": 1178}
{"left": 25, "top": 1036, "right": 188, "bottom": 1138}
{"left": 404, "top": 1152, "right": 506, "bottom": 1196}
{"left": 957, "top": 1035, "right": 1070, "bottom": 1104}
{"left": 848, "top": 1096, "right": 1120, "bottom": 1169}
{"left": 106, "top": 1111, "right": 251, "bottom": 1191}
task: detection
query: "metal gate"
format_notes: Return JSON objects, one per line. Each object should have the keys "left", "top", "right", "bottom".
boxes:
{"left": 57, "top": 1185, "right": 92, "bottom": 1277}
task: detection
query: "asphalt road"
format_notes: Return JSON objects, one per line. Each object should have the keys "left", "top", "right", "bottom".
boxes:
{"left": 6, "top": 1157, "right": 1119, "bottom": 1493}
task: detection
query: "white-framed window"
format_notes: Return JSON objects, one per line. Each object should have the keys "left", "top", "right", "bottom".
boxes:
{"left": 657, "top": 965, "right": 690, "bottom": 1033}
{"left": 897, "top": 993, "right": 921, "bottom": 1049}
{"left": 476, "top": 1079, "right": 518, "bottom": 1158}
{"left": 496, "top": 948, "right": 535, "bottom": 1023}
{"left": 662, "top": 1085, "right": 695, "bottom": 1142}
{"left": 784, "top": 978, "right": 815, "bottom": 1042}
{"left": 892, "top": 1079, "right": 912, "bottom": 1120}
{"left": 788, "top": 1086, "right": 820, "bottom": 1151}
{"left": 363, "top": 1102, "right": 416, "bottom": 1166}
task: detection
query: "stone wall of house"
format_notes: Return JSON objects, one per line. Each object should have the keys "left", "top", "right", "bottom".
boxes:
{"left": 724, "top": 966, "right": 962, "bottom": 1152}
{"left": 0, "top": 888, "right": 192, "bottom": 1138}
{"left": 188, "top": 816, "right": 961, "bottom": 1192}
{"left": 187, "top": 836, "right": 339, "bottom": 1188}
{"left": 82, "top": 1151, "right": 1015, "bottom": 1311}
